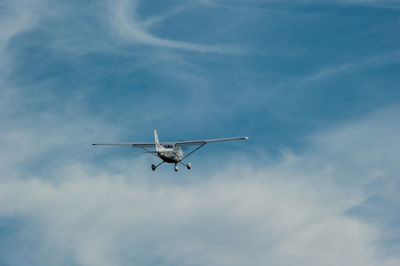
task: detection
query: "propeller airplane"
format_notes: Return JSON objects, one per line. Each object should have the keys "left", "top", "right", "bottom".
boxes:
{"left": 93, "top": 129, "right": 248, "bottom": 171}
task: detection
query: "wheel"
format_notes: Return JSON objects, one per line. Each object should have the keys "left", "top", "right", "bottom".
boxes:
{"left": 186, "top": 162, "right": 191, "bottom": 170}
{"left": 151, "top": 164, "right": 156, "bottom": 171}
{"left": 174, "top": 165, "right": 178, "bottom": 172}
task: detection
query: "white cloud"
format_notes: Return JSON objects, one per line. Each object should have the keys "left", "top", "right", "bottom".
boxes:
{"left": 0, "top": 161, "right": 395, "bottom": 265}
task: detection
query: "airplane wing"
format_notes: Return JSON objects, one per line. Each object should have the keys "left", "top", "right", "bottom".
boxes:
{"left": 92, "top": 142, "right": 155, "bottom": 147}
{"left": 173, "top": 136, "right": 249, "bottom": 146}
{"left": 92, "top": 137, "right": 248, "bottom": 147}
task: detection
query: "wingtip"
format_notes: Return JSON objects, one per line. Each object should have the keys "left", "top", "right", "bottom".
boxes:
{"left": 244, "top": 136, "right": 249, "bottom": 140}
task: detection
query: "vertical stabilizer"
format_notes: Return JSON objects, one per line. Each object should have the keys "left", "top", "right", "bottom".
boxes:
{"left": 154, "top": 129, "right": 163, "bottom": 151}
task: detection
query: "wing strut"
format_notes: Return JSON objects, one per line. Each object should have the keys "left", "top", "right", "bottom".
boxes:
{"left": 181, "top": 143, "right": 207, "bottom": 161}
{"left": 140, "top": 147, "right": 160, "bottom": 159}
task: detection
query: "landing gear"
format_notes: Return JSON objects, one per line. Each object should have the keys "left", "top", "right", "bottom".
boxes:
{"left": 151, "top": 161, "right": 164, "bottom": 171}
{"left": 152, "top": 162, "right": 189, "bottom": 172}
{"left": 179, "top": 161, "right": 191, "bottom": 170}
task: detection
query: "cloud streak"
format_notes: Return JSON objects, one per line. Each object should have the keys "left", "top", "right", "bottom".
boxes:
{"left": 305, "top": 51, "right": 400, "bottom": 82}
{"left": 107, "top": 0, "right": 241, "bottom": 53}
{"left": 0, "top": 0, "right": 43, "bottom": 80}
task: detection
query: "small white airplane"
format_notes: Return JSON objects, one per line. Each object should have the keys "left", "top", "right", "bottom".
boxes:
{"left": 93, "top": 129, "right": 248, "bottom": 171}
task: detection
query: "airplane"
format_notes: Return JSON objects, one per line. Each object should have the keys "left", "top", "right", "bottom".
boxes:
{"left": 93, "top": 129, "right": 248, "bottom": 171}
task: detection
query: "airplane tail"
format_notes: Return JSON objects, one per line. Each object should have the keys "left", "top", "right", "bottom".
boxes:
{"left": 154, "top": 129, "right": 163, "bottom": 151}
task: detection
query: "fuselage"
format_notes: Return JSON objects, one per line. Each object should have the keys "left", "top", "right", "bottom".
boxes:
{"left": 157, "top": 145, "right": 183, "bottom": 163}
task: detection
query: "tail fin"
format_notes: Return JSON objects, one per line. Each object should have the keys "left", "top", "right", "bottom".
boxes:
{"left": 154, "top": 129, "right": 163, "bottom": 151}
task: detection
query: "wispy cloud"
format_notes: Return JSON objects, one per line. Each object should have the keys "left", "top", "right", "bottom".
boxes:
{"left": 0, "top": 0, "right": 42, "bottom": 78}
{"left": 334, "top": 0, "right": 400, "bottom": 10}
{"left": 209, "top": 0, "right": 400, "bottom": 10}
{"left": 107, "top": 0, "right": 242, "bottom": 53}
{"left": 305, "top": 51, "right": 400, "bottom": 82}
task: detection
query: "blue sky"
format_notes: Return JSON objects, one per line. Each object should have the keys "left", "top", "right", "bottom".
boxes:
{"left": 1, "top": 0, "right": 400, "bottom": 265}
